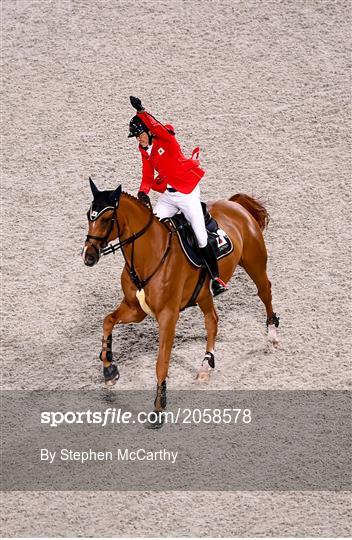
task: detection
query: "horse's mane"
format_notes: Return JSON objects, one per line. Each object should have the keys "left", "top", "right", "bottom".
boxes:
{"left": 121, "top": 190, "right": 146, "bottom": 209}
{"left": 120, "top": 190, "right": 172, "bottom": 231}
{"left": 121, "top": 190, "right": 138, "bottom": 201}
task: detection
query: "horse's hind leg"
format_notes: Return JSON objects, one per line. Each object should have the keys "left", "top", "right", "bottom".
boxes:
{"left": 196, "top": 294, "right": 219, "bottom": 381}
{"left": 101, "top": 298, "right": 146, "bottom": 385}
{"left": 241, "top": 249, "right": 279, "bottom": 346}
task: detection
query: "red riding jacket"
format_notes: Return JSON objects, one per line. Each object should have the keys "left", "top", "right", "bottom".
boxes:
{"left": 137, "top": 111, "right": 205, "bottom": 195}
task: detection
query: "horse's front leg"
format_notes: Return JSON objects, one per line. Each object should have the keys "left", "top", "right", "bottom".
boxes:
{"left": 152, "top": 309, "right": 179, "bottom": 414}
{"left": 101, "top": 298, "right": 146, "bottom": 385}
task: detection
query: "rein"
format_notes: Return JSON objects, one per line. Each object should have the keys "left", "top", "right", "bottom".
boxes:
{"left": 101, "top": 202, "right": 154, "bottom": 255}
{"left": 86, "top": 200, "right": 174, "bottom": 291}
{"left": 121, "top": 224, "right": 173, "bottom": 291}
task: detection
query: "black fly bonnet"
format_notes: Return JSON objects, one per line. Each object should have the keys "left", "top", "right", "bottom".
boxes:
{"left": 87, "top": 177, "right": 122, "bottom": 222}
{"left": 87, "top": 190, "right": 119, "bottom": 221}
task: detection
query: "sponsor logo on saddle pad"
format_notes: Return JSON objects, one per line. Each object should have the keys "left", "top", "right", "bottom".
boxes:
{"left": 216, "top": 229, "right": 227, "bottom": 248}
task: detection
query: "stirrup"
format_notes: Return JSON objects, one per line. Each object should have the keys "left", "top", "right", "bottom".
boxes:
{"left": 210, "top": 277, "right": 228, "bottom": 297}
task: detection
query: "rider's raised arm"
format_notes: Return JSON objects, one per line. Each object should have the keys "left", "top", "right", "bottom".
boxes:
{"left": 139, "top": 152, "right": 154, "bottom": 194}
{"left": 137, "top": 110, "right": 173, "bottom": 141}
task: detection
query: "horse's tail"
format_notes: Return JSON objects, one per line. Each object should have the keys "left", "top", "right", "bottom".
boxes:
{"left": 229, "top": 194, "right": 269, "bottom": 231}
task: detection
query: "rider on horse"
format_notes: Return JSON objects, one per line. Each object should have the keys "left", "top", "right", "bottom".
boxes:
{"left": 128, "top": 96, "right": 228, "bottom": 297}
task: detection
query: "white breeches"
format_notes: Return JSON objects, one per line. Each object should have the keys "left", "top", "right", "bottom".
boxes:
{"left": 154, "top": 185, "right": 208, "bottom": 248}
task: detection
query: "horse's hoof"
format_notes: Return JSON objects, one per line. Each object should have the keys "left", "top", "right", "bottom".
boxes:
{"left": 196, "top": 351, "right": 214, "bottom": 381}
{"left": 196, "top": 366, "right": 211, "bottom": 382}
{"left": 145, "top": 411, "right": 165, "bottom": 430}
{"left": 104, "top": 363, "right": 119, "bottom": 386}
{"left": 267, "top": 326, "right": 279, "bottom": 347}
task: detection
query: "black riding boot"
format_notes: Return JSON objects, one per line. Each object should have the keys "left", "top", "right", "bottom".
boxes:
{"left": 199, "top": 242, "right": 228, "bottom": 297}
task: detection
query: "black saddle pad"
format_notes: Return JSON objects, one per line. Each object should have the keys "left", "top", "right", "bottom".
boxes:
{"left": 165, "top": 204, "right": 233, "bottom": 268}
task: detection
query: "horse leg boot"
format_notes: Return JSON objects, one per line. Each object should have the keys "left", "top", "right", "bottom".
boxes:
{"left": 196, "top": 295, "right": 218, "bottom": 381}
{"left": 199, "top": 242, "right": 228, "bottom": 297}
{"left": 101, "top": 299, "right": 146, "bottom": 385}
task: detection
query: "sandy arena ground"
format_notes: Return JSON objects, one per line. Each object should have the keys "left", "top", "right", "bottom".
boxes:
{"left": 1, "top": 0, "right": 351, "bottom": 537}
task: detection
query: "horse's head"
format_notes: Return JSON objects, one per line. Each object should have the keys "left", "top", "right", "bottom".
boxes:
{"left": 82, "top": 177, "right": 122, "bottom": 267}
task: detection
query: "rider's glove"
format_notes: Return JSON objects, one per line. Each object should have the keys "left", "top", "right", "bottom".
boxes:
{"left": 130, "top": 96, "right": 144, "bottom": 112}
{"left": 138, "top": 191, "right": 150, "bottom": 205}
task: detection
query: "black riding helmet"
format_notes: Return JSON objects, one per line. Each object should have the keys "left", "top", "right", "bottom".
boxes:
{"left": 128, "top": 115, "right": 148, "bottom": 138}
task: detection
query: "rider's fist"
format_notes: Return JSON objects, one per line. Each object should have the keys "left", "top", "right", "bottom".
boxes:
{"left": 130, "top": 96, "right": 144, "bottom": 112}
{"left": 138, "top": 191, "right": 150, "bottom": 205}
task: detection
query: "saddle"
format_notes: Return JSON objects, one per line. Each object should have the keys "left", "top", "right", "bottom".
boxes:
{"left": 163, "top": 203, "right": 233, "bottom": 268}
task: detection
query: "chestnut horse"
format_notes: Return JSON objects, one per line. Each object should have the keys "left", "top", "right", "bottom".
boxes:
{"left": 82, "top": 178, "right": 279, "bottom": 413}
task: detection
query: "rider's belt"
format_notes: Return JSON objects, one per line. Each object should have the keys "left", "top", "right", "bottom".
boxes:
{"left": 167, "top": 187, "right": 177, "bottom": 193}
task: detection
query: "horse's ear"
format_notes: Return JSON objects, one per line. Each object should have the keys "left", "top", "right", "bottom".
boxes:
{"left": 113, "top": 185, "right": 122, "bottom": 203}
{"left": 89, "top": 176, "right": 99, "bottom": 197}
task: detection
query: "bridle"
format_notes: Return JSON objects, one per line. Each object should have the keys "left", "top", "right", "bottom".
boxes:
{"left": 85, "top": 200, "right": 173, "bottom": 290}
{"left": 85, "top": 207, "right": 118, "bottom": 257}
